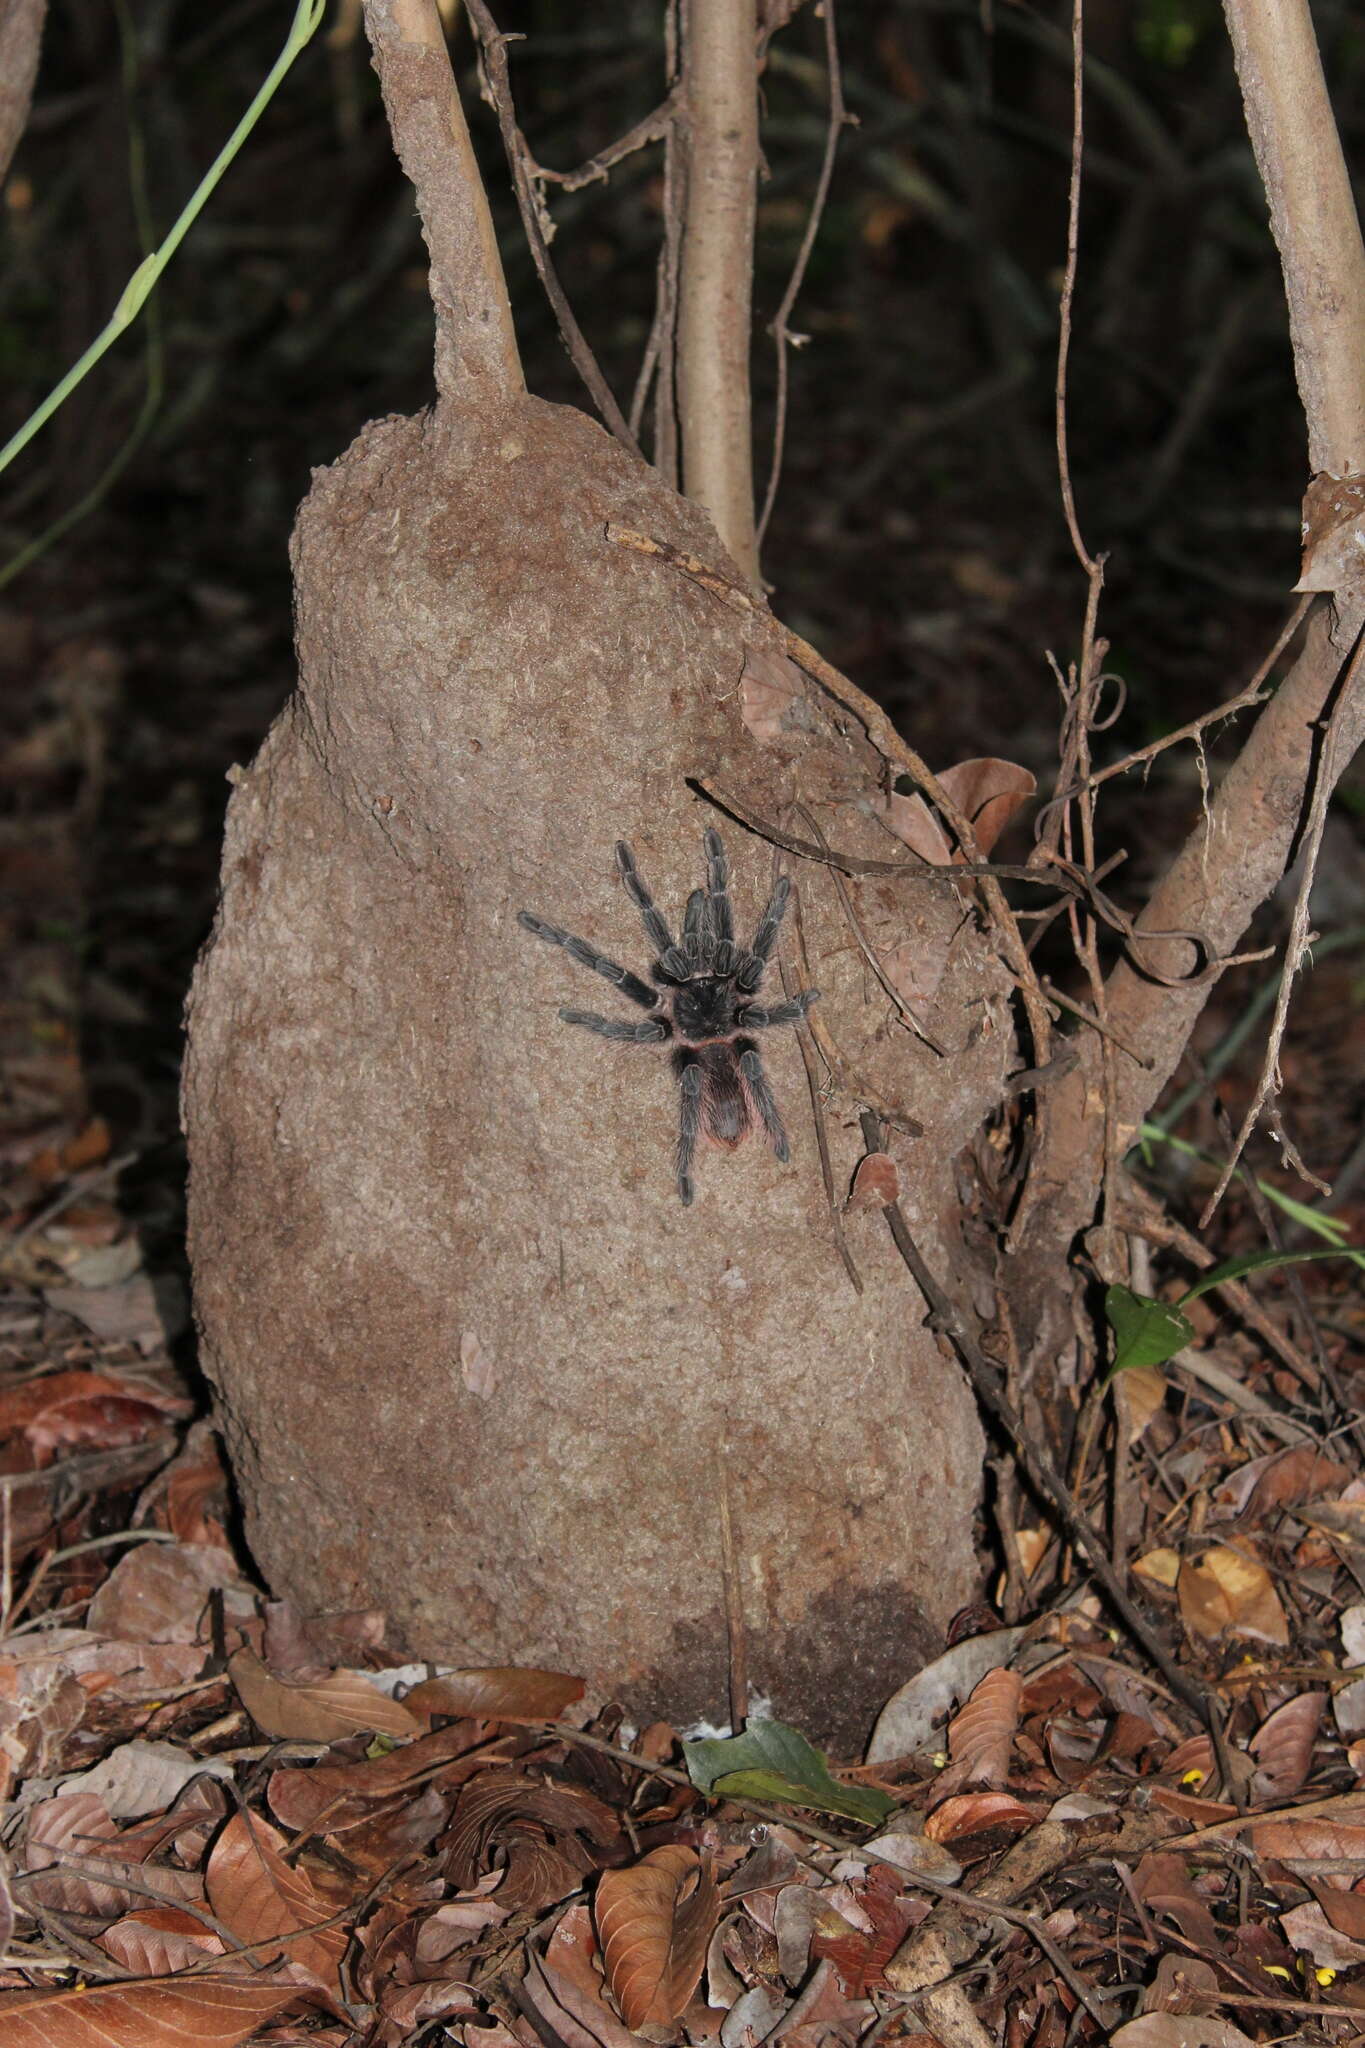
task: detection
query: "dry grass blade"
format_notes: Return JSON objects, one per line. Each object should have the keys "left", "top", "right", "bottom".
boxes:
{"left": 593, "top": 1844, "right": 719, "bottom": 2029}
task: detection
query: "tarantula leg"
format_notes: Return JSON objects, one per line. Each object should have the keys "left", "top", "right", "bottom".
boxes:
{"left": 681, "top": 888, "right": 707, "bottom": 969}
{"left": 517, "top": 911, "right": 659, "bottom": 1010}
{"left": 676, "top": 1057, "right": 704, "bottom": 1204}
{"left": 615, "top": 842, "right": 677, "bottom": 956}
{"left": 559, "top": 1007, "right": 670, "bottom": 1043}
{"left": 737, "top": 989, "right": 819, "bottom": 1029}
{"left": 735, "top": 875, "right": 792, "bottom": 992}
{"left": 703, "top": 828, "right": 735, "bottom": 944}
{"left": 738, "top": 1044, "right": 789, "bottom": 1162}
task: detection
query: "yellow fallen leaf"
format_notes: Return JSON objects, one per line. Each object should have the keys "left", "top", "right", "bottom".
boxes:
{"left": 1177, "top": 1546, "right": 1289, "bottom": 1647}
{"left": 1133, "top": 1547, "right": 1181, "bottom": 1589}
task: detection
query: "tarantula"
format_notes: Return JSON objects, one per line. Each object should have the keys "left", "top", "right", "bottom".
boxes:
{"left": 518, "top": 829, "right": 817, "bottom": 1204}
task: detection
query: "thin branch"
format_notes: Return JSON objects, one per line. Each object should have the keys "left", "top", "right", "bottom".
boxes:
{"left": 462, "top": 0, "right": 638, "bottom": 451}
{"left": 1035, "top": 597, "right": 1311, "bottom": 830}
{"left": 1053, "top": 0, "right": 1100, "bottom": 582}
{"left": 717, "top": 1440, "right": 749, "bottom": 1734}
{"left": 793, "top": 804, "right": 951, "bottom": 1057}
{"left": 779, "top": 879, "right": 864, "bottom": 1295}
{"left": 859, "top": 1111, "right": 1212, "bottom": 1724}
{"left": 755, "top": 0, "right": 847, "bottom": 553}
{"left": 1199, "top": 626, "right": 1365, "bottom": 1223}
{"left": 539, "top": 88, "right": 679, "bottom": 191}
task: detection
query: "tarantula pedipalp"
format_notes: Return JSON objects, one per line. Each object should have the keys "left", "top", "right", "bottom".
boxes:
{"left": 518, "top": 829, "right": 817, "bottom": 1204}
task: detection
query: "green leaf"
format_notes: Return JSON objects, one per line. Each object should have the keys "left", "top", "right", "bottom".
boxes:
{"left": 1105, "top": 1284, "right": 1195, "bottom": 1375}
{"left": 1136, "top": 1123, "right": 1365, "bottom": 1264}
{"left": 1180, "top": 1244, "right": 1365, "bottom": 1303}
{"left": 682, "top": 1719, "right": 893, "bottom": 1824}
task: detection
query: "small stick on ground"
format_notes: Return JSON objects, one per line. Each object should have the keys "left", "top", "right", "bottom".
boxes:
{"left": 858, "top": 1109, "right": 1211, "bottom": 1724}
{"left": 717, "top": 1437, "right": 748, "bottom": 1734}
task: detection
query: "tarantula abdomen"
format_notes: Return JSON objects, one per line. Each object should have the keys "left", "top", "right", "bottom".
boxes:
{"left": 518, "top": 828, "right": 816, "bottom": 1203}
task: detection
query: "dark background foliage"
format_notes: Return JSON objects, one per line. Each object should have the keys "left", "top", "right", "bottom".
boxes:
{"left": 1, "top": 0, "right": 1362, "bottom": 1231}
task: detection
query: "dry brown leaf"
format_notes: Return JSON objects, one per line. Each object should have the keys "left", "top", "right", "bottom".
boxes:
{"left": 41, "top": 1275, "right": 184, "bottom": 1356}
{"left": 1134, "top": 1851, "right": 1220, "bottom": 1951}
{"left": 60, "top": 1737, "right": 234, "bottom": 1818}
{"left": 204, "top": 1808, "right": 348, "bottom": 1997}
{"left": 921, "top": 1791, "right": 1035, "bottom": 1848}
{"left": 0, "top": 1369, "right": 189, "bottom": 1448}
{"left": 1251, "top": 1814, "right": 1365, "bottom": 1861}
{"left": 846, "top": 1152, "right": 900, "bottom": 1213}
{"left": 1110, "top": 2018, "right": 1255, "bottom": 2048}
{"left": 1250, "top": 1691, "right": 1325, "bottom": 1801}
{"left": 1162, "top": 1734, "right": 1214, "bottom": 1788}
{"left": 98, "top": 1903, "right": 227, "bottom": 1976}
{"left": 1146, "top": 1786, "right": 1239, "bottom": 1825}
{"left": 594, "top": 1843, "right": 720, "bottom": 2030}
{"left": 0, "top": 1978, "right": 301, "bottom": 2047}
{"left": 149, "top": 1419, "right": 233, "bottom": 1547}
{"left": 807, "top": 1864, "right": 923, "bottom": 1997}
{"left": 1113, "top": 1366, "right": 1166, "bottom": 1449}
{"left": 268, "top": 1717, "right": 490, "bottom": 1834}
{"left": 1245, "top": 1447, "right": 1349, "bottom": 1518}
{"left": 1177, "top": 1546, "right": 1289, "bottom": 1646}
{"left": 531, "top": 1903, "right": 641, "bottom": 2048}
{"left": 1142, "top": 1952, "right": 1220, "bottom": 2014}
{"left": 404, "top": 1666, "right": 585, "bottom": 1724}
{"left": 24, "top": 1791, "right": 203, "bottom": 1917}
{"left": 877, "top": 758, "right": 1035, "bottom": 866}
{"left": 1297, "top": 472, "right": 1365, "bottom": 599}
{"left": 227, "top": 1644, "right": 421, "bottom": 1742}
{"left": 1133, "top": 1547, "right": 1181, "bottom": 1589}
{"left": 936, "top": 758, "right": 1036, "bottom": 855}
{"left": 942, "top": 1665, "right": 1020, "bottom": 1790}
{"left": 444, "top": 1769, "right": 621, "bottom": 1913}
{"left": 381, "top": 1976, "right": 482, "bottom": 2031}
{"left": 739, "top": 648, "right": 809, "bottom": 743}
{"left": 1308, "top": 1878, "right": 1365, "bottom": 1942}
{"left": 1280, "top": 1899, "right": 1365, "bottom": 1970}
{"left": 1012, "top": 1528, "right": 1048, "bottom": 1577}
{"left": 87, "top": 1541, "right": 253, "bottom": 1643}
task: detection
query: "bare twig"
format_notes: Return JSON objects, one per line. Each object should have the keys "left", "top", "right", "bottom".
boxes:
{"left": 717, "top": 1440, "right": 749, "bottom": 1734}
{"left": 1053, "top": 0, "right": 1101, "bottom": 584}
{"left": 756, "top": 0, "right": 847, "bottom": 552}
{"left": 793, "top": 802, "right": 952, "bottom": 1056}
{"left": 1117, "top": 1173, "right": 1322, "bottom": 1394}
{"left": 1035, "top": 598, "right": 1309, "bottom": 828}
{"left": 539, "top": 89, "right": 679, "bottom": 191}
{"left": 365, "top": 0, "right": 522, "bottom": 404}
{"left": 860, "top": 1112, "right": 1210, "bottom": 1723}
{"left": 1199, "top": 627, "right": 1365, "bottom": 1223}
{"left": 778, "top": 880, "right": 863, "bottom": 1295}
{"left": 462, "top": 0, "right": 638, "bottom": 452}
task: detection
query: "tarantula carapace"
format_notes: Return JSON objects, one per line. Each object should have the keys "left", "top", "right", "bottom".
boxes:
{"left": 518, "top": 829, "right": 817, "bottom": 1204}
